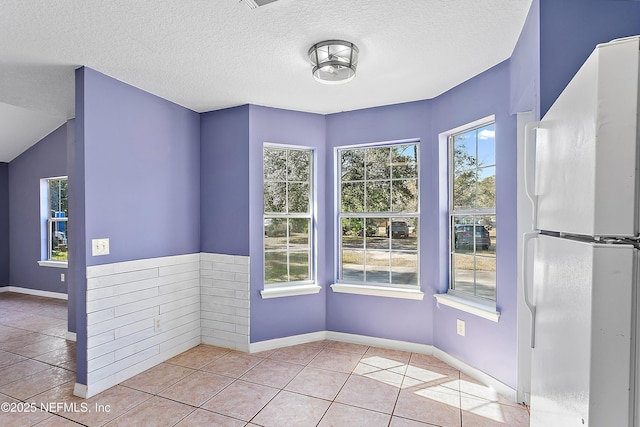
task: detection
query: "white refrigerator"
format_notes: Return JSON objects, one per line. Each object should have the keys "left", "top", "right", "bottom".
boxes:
{"left": 525, "top": 36, "right": 640, "bottom": 426}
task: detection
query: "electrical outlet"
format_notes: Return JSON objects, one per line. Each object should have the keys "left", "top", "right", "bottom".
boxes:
{"left": 457, "top": 319, "right": 466, "bottom": 336}
{"left": 92, "top": 238, "right": 110, "bottom": 256}
{"left": 154, "top": 318, "right": 161, "bottom": 332}
{"left": 60, "top": 273, "right": 65, "bottom": 282}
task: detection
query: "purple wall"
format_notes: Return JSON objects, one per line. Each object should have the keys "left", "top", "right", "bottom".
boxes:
{"left": 73, "top": 68, "right": 88, "bottom": 384}
{"left": 82, "top": 67, "right": 201, "bottom": 266}
{"left": 510, "top": 0, "right": 540, "bottom": 116}
{"left": 325, "top": 100, "right": 435, "bottom": 346}
{"left": 200, "top": 106, "right": 250, "bottom": 256}
{"left": 0, "top": 162, "right": 8, "bottom": 286}
{"left": 431, "top": 61, "right": 518, "bottom": 387}
{"left": 324, "top": 61, "right": 518, "bottom": 387}
{"left": 248, "top": 105, "right": 327, "bottom": 342}
{"left": 8, "top": 123, "right": 68, "bottom": 293}
{"left": 539, "top": 0, "right": 640, "bottom": 116}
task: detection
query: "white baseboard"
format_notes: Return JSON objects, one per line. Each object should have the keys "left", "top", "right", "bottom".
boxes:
{"left": 66, "top": 332, "right": 76, "bottom": 342}
{"left": 248, "top": 330, "right": 517, "bottom": 403}
{"left": 0, "top": 286, "right": 67, "bottom": 300}
{"left": 432, "top": 347, "right": 518, "bottom": 402}
{"left": 73, "top": 383, "right": 88, "bottom": 399}
{"left": 325, "top": 331, "right": 434, "bottom": 355}
{"left": 249, "top": 331, "right": 327, "bottom": 353}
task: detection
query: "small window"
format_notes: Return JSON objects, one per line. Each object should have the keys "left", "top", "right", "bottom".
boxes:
{"left": 449, "top": 123, "right": 496, "bottom": 300}
{"left": 263, "top": 146, "right": 314, "bottom": 287}
{"left": 337, "top": 143, "right": 419, "bottom": 289}
{"left": 42, "top": 177, "right": 68, "bottom": 262}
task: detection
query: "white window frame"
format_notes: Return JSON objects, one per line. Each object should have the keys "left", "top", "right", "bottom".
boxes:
{"left": 38, "top": 176, "right": 68, "bottom": 268}
{"left": 446, "top": 118, "right": 498, "bottom": 308}
{"left": 332, "top": 140, "right": 423, "bottom": 300}
{"left": 262, "top": 144, "right": 317, "bottom": 297}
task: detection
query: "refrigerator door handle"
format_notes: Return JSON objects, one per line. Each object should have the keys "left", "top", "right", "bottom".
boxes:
{"left": 522, "top": 230, "right": 539, "bottom": 348}
{"left": 524, "top": 121, "right": 540, "bottom": 230}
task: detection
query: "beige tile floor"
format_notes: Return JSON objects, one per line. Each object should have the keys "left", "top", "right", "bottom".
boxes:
{"left": 0, "top": 292, "right": 530, "bottom": 426}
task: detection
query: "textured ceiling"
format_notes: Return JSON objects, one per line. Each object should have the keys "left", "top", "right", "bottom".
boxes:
{"left": 0, "top": 0, "right": 532, "bottom": 162}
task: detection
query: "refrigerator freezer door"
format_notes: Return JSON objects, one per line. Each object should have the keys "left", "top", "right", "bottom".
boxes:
{"left": 535, "top": 37, "right": 640, "bottom": 237}
{"left": 530, "top": 235, "right": 635, "bottom": 427}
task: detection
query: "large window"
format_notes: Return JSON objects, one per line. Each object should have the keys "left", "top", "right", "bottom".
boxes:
{"left": 263, "top": 146, "right": 314, "bottom": 287}
{"left": 43, "top": 177, "right": 68, "bottom": 262}
{"left": 338, "top": 143, "right": 419, "bottom": 289}
{"left": 449, "top": 123, "right": 496, "bottom": 301}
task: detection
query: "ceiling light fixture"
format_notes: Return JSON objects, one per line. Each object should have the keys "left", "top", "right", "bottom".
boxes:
{"left": 308, "top": 40, "right": 359, "bottom": 84}
{"left": 239, "top": 0, "right": 279, "bottom": 10}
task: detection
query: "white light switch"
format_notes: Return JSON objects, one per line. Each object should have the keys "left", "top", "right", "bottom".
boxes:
{"left": 92, "top": 238, "right": 110, "bottom": 256}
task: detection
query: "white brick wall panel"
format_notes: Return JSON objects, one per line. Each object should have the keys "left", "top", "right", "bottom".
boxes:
{"left": 86, "top": 268, "right": 158, "bottom": 290}
{"left": 87, "top": 352, "right": 115, "bottom": 373}
{"left": 88, "top": 345, "right": 160, "bottom": 384}
{"left": 159, "top": 297, "right": 201, "bottom": 315}
{"left": 115, "top": 319, "right": 199, "bottom": 361}
{"left": 201, "top": 270, "right": 237, "bottom": 281}
{"left": 158, "top": 261, "right": 200, "bottom": 277}
{"left": 90, "top": 326, "right": 154, "bottom": 360}
{"left": 88, "top": 306, "right": 159, "bottom": 337}
{"left": 114, "top": 318, "right": 154, "bottom": 340}
{"left": 87, "top": 277, "right": 159, "bottom": 301}
{"left": 157, "top": 270, "right": 200, "bottom": 287}
{"left": 234, "top": 273, "right": 249, "bottom": 284}
{"left": 87, "top": 330, "right": 115, "bottom": 349}
{"left": 158, "top": 278, "right": 200, "bottom": 295}
{"left": 87, "top": 308, "right": 115, "bottom": 326}
{"left": 158, "top": 328, "right": 201, "bottom": 354}
{"left": 114, "top": 287, "right": 199, "bottom": 317}
{"left": 87, "top": 287, "right": 159, "bottom": 314}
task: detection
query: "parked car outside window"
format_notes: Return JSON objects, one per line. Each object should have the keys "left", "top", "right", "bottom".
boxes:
{"left": 454, "top": 224, "right": 490, "bottom": 250}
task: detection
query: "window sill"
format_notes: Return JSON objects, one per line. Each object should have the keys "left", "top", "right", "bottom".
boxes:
{"left": 331, "top": 283, "right": 424, "bottom": 300}
{"left": 260, "top": 284, "right": 322, "bottom": 299}
{"left": 434, "top": 293, "right": 500, "bottom": 322}
{"left": 37, "top": 260, "right": 68, "bottom": 269}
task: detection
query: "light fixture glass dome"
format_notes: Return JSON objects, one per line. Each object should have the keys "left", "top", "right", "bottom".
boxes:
{"left": 308, "top": 40, "right": 359, "bottom": 84}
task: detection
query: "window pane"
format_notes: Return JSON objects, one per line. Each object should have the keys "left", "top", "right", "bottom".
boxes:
{"left": 288, "top": 150, "right": 311, "bottom": 182}
{"left": 475, "top": 256, "right": 496, "bottom": 300}
{"left": 341, "top": 149, "right": 365, "bottom": 181}
{"left": 289, "top": 218, "right": 309, "bottom": 250}
{"left": 392, "top": 144, "right": 418, "bottom": 179}
{"left": 365, "top": 147, "right": 390, "bottom": 179}
{"left": 264, "top": 148, "right": 286, "bottom": 181}
{"left": 365, "top": 218, "right": 388, "bottom": 250}
{"left": 341, "top": 182, "right": 364, "bottom": 213}
{"left": 477, "top": 167, "right": 495, "bottom": 209}
{"left": 365, "top": 181, "right": 390, "bottom": 212}
{"left": 392, "top": 179, "right": 418, "bottom": 212}
{"left": 342, "top": 218, "right": 364, "bottom": 249}
{"left": 365, "top": 251, "right": 390, "bottom": 284}
{"left": 288, "top": 182, "right": 309, "bottom": 213}
{"left": 453, "top": 169, "right": 477, "bottom": 210}
{"left": 342, "top": 250, "right": 364, "bottom": 282}
{"left": 391, "top": 217, "right": 417, "bottom": 250}
{"left": 49, "top": 178, "right": 68, "bottom": 216}
{"left": 264, "top": 219, "right": 287, "bottom": 250}
{"left": 477, "top": 124, "right": 495, "bottom": 167}
{"left": 50, "top": 220, "right": 68, "bottom": 261}
{"left": 264, "top": 182, "right": 286, "bottom": 212}
{"left": 453, "top": 134, "right": 476, "bottom": 173}
{"left": 452, "top": 253, "right": 475, "bottom": 295}
{"left": 289, "top": 251, "right": 310, "bottom": 281}
{"left": 265, "top": 251, "right": 288, "bottom": 284}
{"left": 477, "top": 216, "right": 496, "bottom": 255}
{"left": 392, "top": 252, "right": 417, "bottom": 285}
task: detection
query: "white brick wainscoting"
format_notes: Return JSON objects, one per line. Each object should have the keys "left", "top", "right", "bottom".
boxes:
{"left": 200, "top": 253, "right": 250, "bottom": 351}
{"left": 84, "top": 254, "right": 201, "bottom": 397}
